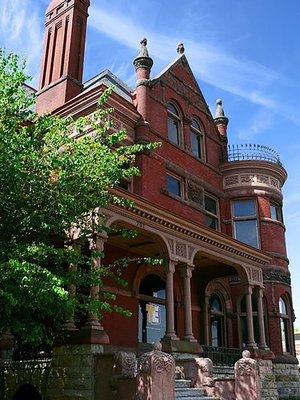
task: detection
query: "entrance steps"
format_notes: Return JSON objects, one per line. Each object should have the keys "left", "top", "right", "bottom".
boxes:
{"left": 175, "top": 379, "right": 219, "bottom": 400}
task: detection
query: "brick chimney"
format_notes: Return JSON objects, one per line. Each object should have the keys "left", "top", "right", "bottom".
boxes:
{"left": 36, "top": 0, "right": 90, "bottom": 114}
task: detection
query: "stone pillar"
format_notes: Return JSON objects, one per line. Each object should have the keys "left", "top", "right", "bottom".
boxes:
{"left": 245, "top": 286, "right": 257, "bottom": 348}
{"left": 182, "top": 264, "right": 196, "bottom": 341}
{"left": 204, "top": 294, "right": 210, "bottom": 346}
{"left": 257, "top": 287, "right": 268, "bottom": 350}
{"left": 164, "top": 260, "right": 178, "bottom": 340}
{"left": 63, "top": 247, "right": 79, "bottom": 332}
{"left": 137, "top": 342, "right": 175, "bottom": 400}
{"left": 235, "top": 350, "right": 261, "bottom": 400}
{"left": 83, "top": 234, "right": 109, "bottom": 344}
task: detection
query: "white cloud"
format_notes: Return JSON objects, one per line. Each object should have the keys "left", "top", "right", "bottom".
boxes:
{"left": 238, "top": 109, "right": 273, "bottom": 140}
{"left": 0, "top": 0, "right": 43, "bottom": 86}
{"left": 89, "top": 5, "right": 299, "bottom": 127}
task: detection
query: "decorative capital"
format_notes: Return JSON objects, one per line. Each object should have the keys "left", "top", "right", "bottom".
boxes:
{"left": 165, "top": 259, "right": 177, "bottom": 274}
{"left": 133, "top": 38, "right": 154, "bottom": 71}
{"left": 181, "top": 264, "right": 194, "bottom": 279}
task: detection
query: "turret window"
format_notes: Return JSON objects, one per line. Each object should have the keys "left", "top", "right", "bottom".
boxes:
{"left": 279, "top": 297, "right": 290, "bottom": 353}
{"left": 232, "top": 199, "right": 259, "bottom": 248}
{"left": 167, "top": 103, "right": 181, "bottom": 145}
{"left": 270, "top": 203, "right": 283, "bottom": 222}
{"left": 190, "top": 118, "right": 204, "bottom": 160}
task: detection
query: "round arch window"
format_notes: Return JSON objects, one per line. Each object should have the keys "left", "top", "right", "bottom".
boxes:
{"left": 210, "top": 293, "right": 225, "bottom": 347}
{"left": 190, "top": 118, "right": 204, "bottom": 160}
{"left": 138, "top": 274, "right": 166, "bottom": 344}
{"left": 167, "top": 103, "right": 181, "bottom": 145}
{"left": 279, "top": 297, "right": 290, "bottom": 353}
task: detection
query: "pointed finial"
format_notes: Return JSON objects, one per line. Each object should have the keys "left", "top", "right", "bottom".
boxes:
{"left": 138, "top": 38, "right": 149, "bottom": 58}
{"left": 214, "top": 99, "right": 229, "bottom": 136}
{"left": 177, "top": 43, "right": 185, "bottom": 54}
{"left": 133, "top": 37, "right": 153, "bottom": 73}
{"left": 215, "top": 99, "right": 225, "bottom": 118}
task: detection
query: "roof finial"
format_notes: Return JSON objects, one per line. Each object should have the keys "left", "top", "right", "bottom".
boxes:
{"left": 138, "top": 37, "right": 149, "bottom": 58}
{"left": 133, "top": 37, "right": 153, "bottom": 73}
{"left": 214, "top": 99, "right": 229, "bottom": 136}
{"left": 177, "top": 42, "right": 185, "bottom": 55}
{"left": 215, "top": 99, "right": 225, "bottom": 118}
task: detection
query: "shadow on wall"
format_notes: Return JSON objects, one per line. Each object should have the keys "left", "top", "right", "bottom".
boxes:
{"left": 12, "top": 384, "right": 42, "bottom": 400}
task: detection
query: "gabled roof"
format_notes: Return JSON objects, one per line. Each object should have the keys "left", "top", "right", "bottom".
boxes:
{"left": 152, "top": 54, "right": 212, "bottom": 118}
{"left": 83, "top": 69, "right": 132, "bottom": 104}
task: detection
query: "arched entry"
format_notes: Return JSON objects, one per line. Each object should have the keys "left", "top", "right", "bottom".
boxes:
{"left": 13, "top": 384, "right": 42, "bottom": 400}
{"left": 138, "top": 274, "right": 166, "bottom": 344}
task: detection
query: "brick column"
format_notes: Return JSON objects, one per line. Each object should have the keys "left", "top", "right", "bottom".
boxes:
{"left": 245, "top": 286, "right": 257, "bottom": 348}
{"left": 257, "top": 287, "right": 268, "bottom": 350}
{"left": 164, "top": 260, "right": 178, "bottom": 340}
{"left": 182, "top": 265, "right": 196, "bottom": 341}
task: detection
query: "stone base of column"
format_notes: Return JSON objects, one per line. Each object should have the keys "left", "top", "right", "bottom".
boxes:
{"left": 162, "top": 337, "right": 202, "bottom": 354}
{"left": 250, "top": 348, "right": 275, "bottom": 361}
{"left": 58, "top": 325, "right": 110, "bottom": 345}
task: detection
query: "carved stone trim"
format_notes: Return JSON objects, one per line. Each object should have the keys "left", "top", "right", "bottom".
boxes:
{"left": 224, "top": 173, "right": 281, "bottom": 192}
{"left": 263, "top": 270, "right": 291, "bottom": 285}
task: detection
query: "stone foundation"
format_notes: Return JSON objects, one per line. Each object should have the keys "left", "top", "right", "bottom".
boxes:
{"left": 258, "top": 360, "right": 279, "bottom": 400}
{"left": 273, "top": 363, "right": 300, "bottom": 399}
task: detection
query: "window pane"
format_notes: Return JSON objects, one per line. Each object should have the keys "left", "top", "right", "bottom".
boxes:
{"left": 167, "top": 174, "right": 181, "bottom": 196}
{"left": 168, "top": 117, "right": 180, "bottom": 144}
{"left": 235, "top": 220, "right": 259, "bottom": 248}
{"left": 270, "top": 204, "right": 277, "bottom": 220}
{"left": 205, "top": 215, "right": 218, "bottom": 230}
{"left": 191, "top": 119, "right": 201, "bottom": 131}
{"left": 279, "top": 298, "right": 287, "bottom": 315}
{"left": 205, "top": 195, "right": 217, "bottom": 215}
{"left": 191, "top": 131, "right": 202, "bottom": 158}
{"left": 233, "top": 199, "right": 256, "bottom": 217}
{"left": 211, "top": 319, "right": 222, "bottom": 347}
{"left": 210, "top": 295, "right": 222, "bottom": 312}
{"left": 168, "top": 103, "right": 178, "bottom": 116}
{"left": 281, "top": 318, "right": 289, "bottom": 352}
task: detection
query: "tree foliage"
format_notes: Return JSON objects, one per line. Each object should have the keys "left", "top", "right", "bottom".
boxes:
{"left": 0, "top": 51, "right": 160, "bottom": 346}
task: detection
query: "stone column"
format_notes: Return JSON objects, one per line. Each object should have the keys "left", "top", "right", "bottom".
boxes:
{"left": 182, "top": 264, "right": 196, "bottom": 341}
{"left": 257, "top": 287, "right": 268, "bottom": 350}
{"left": 63, "top": 245, "right": 79, "bottom": 331}
{"left": 164, "top": 260, "right": 178, "bottom": 340}
{"left": 204, "top": 294, "right": 210, "bottom": 346}
{"left": 245, "top": 286, "right": 257, "bottom": 348}
{"left": 84, "top": 234, "right": 109, "bottom": 344}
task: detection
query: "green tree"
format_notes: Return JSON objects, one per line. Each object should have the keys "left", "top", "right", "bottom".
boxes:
{"left": 0, "top": 51, "right": 159, "bottom": 347}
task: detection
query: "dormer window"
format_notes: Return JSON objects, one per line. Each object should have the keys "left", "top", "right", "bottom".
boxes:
{"left": 191, "top": 118, "right": 204, "bottom": 160}
{"left": 167, "top": 103, "right": 181, "bottom": 145}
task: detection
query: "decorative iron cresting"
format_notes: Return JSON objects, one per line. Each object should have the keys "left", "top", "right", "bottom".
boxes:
{"left": 226, "top": 144, "right": 282, "bottom": 166}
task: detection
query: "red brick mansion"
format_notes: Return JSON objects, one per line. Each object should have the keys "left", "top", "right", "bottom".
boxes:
{"left": 2, "top": 1, "right": 300, "bottom": 399}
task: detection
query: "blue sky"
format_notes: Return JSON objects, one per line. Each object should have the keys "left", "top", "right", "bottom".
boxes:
{"left": 1, "top": 0, "right": 300, "bottom": 326}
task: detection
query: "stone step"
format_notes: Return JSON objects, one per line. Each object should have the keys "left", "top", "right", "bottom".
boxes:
{"left": 175, "top": 387, "right": 206, "bottom": 397}
{"left": 175, "top": 379, "right": 219, "bottom": 400}
{"left": 175, "top": 379, "right": 192, "bottom": 388}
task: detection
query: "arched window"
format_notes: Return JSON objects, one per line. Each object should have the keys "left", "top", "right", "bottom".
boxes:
{"left": 167, "top": 103, "right": 181, "bottom": 145}
{"left": 138, "top": 274, "right": 166, "bottom": 344}
{"left": 210, "top": 293, "right": 225, "bottom": 347}
{"left": 190, "top": 118, "right": 204, "bottom": 160}
{"left": 279, "top": 297, "right": 290, "bottom": 353}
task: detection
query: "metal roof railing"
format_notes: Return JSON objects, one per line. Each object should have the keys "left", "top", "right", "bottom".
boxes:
{"left": 227, "top": 144, "right": 282, "bottom": 166}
